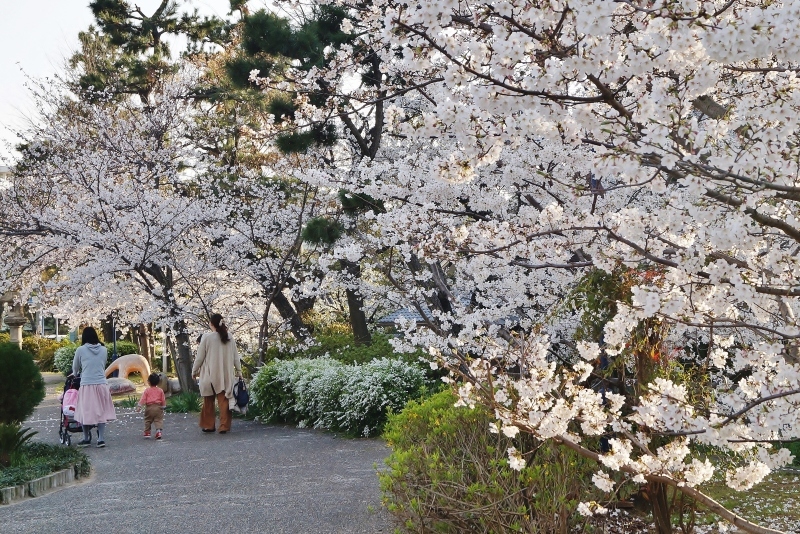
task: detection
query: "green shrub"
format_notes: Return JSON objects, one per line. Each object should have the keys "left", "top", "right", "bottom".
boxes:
{"left": 248, "top": 359, "right": 288, "bottom": 421}
{"left": 250, "top": 358, "right": 339, "bottom": 424}
{"left": 106, "top": 340, "right": 139, "bottom": 366}
{"left": 21, "top": 336, "right": 65, "bottom": 372}
{"left": 54, "top": 340, "right": 140, "bottom": 375}
{"left": 106, "top": 340, "right": 139, "bottom": 356}
{"left": 167, "top": 392, "right": 202, "bottom": 413}
{"left": 37, "top": 339, "right": 62, "bottom": 372}
{"left": 289, "top": 359, "right": 348, "bottom": 429}
{"left": 0, "top": 424, "right": 37, "bottom": 467}
{"left": 781, "top": 441, "right": 800, "bottom": 466}
{"left": 54, "top": 344, "right": 78, "bottom": 376}
{"left": 0, "top": 343, "right": 45, "bottom": 423}
{"left": 0, "top": 332, "right": 9, "bottom": 344}
{"left": 250, "top": 357, "right": 429, "bottom": 436}
{"left": 151, "top": 355, "right": 166, "bottom": 374}
{"left": 380, "top": 390, "right": 602, "bottom": 533}
{"left": 264, "top": 332, "right": 426, "bottom": 366}
{"left": 0, "top": 441, "right": 90, "bottom": 487}
{"left": 331, "top": 333, "right": 410, "bottom": 365}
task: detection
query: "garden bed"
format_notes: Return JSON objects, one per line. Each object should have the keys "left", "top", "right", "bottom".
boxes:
{"left": 0, "top": 442, "right": 90, "bottom": 504}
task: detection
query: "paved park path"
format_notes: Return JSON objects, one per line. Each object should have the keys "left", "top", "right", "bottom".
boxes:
{"left": 2, "top": 375, "right": 394, "bottom": 534}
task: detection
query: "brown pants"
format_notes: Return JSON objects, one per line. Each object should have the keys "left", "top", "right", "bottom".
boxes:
{"left": 144, "top": 404, "right": 164, "bottom": 432}
{"left": 200, "top": 390, "right": 231, "bottom": 432}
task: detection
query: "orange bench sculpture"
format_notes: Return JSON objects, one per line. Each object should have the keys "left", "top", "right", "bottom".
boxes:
{"left": 105, "top": 354, "right": 151, "bottom": 381}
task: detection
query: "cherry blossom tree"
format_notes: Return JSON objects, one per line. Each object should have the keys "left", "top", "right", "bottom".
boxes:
{"left": 210, "top": 171, "right": 324, "bottom": 355}
{"left": 0, "top": 74, "right": 237, "bottom": 392}
{"left": 261, "top": 0, "right": 800, "bottom": 531}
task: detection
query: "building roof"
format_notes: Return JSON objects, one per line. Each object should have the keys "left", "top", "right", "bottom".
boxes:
{"left": 376, "top": 308, "right": 427, "bottom": 327}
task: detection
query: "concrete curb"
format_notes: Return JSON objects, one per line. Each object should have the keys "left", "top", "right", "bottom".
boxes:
{"left": 0, "top": 465, "right": 80, "bottom": 504}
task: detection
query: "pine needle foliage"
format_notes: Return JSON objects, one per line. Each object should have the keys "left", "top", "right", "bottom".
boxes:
{"left": 338, "top": 189, "right": 386, "bottom": 215}
{"left": 302, "top": 217, "right": 344, "bottom": 245}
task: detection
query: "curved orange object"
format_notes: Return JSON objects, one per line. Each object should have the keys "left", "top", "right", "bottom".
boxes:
{"left": 105, "top": 354, "right": 151, "bottom": 381}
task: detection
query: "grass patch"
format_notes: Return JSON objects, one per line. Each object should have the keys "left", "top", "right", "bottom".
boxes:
{"left": 114, "top": 395, "right": 139, "bottom": 408}
{"left": 167, "top": 392, "right": 202, "bottom": 413}
{"left": 126, "top": 373, "right": 146, "bottom": 385}
{"left": 698, "top": 471, "right": 800, "bottom": 528}
{"left": 0, "top": 442, "right": 90, "bottom": 488}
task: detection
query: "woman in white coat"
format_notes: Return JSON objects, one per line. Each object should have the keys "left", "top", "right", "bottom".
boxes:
{"left": 192, "top": 313, "right": 241, "bottom": 433}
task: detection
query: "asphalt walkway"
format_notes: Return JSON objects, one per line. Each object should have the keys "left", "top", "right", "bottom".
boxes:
{"left": 2, "top": 375, "right": 393, "bottom": 534}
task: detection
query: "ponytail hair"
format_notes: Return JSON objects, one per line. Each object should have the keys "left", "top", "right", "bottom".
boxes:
{"left": 210, "top": 313, "right": 230, "bottom": 343}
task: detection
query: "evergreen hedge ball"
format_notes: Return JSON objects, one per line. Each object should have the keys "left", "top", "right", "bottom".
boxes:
{"left": 0, "top": 343, "right": 46, "bottom": 423}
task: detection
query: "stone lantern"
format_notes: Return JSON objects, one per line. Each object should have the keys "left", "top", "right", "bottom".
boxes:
{"left": 1, "top": 291, "right": 27, "bottom": 348}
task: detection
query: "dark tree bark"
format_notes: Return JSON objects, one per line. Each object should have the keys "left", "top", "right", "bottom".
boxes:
{"left": 288, "top": 272, "right": 319, "bottom": 326}
{"left": 136, "top": 323, "right": 152, "bottom": 365}
{"left": 101, "top": 315, "right": 114, "bottom": 345}
{"left": 172, "top": 321, "right": 197, "bottom": 394}
{"left": 273, "top": 291, "right": 311, "bottom": 341}
{"left": 342, "top": 259, "right": 371, "bottom": 345}
{"left": 649, "top": 482, "right": 673, "bottom": 534}
{"left": 138, "top": 264, "right": 197, "bottom": 393}
{"left": 407, "top": 254, "right": 456, "bottom": 328}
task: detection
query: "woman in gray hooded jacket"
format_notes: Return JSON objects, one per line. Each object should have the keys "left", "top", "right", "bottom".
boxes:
{"left": 72, "top": 327, "right": 116, "bottom": 447}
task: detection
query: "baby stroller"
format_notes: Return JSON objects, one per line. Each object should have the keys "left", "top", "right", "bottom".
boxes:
{"left": 58, "top": 375, "right": 91, "bottom": 446}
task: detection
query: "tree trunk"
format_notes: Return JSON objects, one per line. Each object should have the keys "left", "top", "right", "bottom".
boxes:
{"left": 406, "top": 255, "right": 457, "bottom": 334}
{"left": 649, "top": 482, "right": 673, "bottom": 534}
{"left": 273, "top": 291, "right": 311, "bottom": 341}
{"left": 172, "top": 321, "right": 198, "bottom": 393}
{"left": 286, "top": 273, "right": 318, "bottom": 337}
{"left": 165, "top": 335, "right": 177, "bottom": 375}
{"left": 292, "top": 291, "right": 317, "bottom": 319}
{"left": 101, "top": 315, "right": 114, "bottom": 344}
{"left": 778, "top": 298, "right": 800, "bottom": 364}
{"left": 342, "top": 259, "right": 371, "bottom": 345}
{"left": 136, "top": 323, "right": 151, "bottom": 365}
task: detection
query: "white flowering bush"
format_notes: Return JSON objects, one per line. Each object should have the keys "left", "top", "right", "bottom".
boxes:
{"left": 249, "top": 357, "right": 428, "bottom": 436}
{"left": 53, "top": 345, "right": 77, "bottom": 376}
{"left": 290, "top": 359, "right": 349, "bottom": 430}
{"left": 337, "top": 358, "right": 428, "bottom": 437}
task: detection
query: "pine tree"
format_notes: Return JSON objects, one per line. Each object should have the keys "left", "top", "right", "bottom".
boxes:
{"left": 226, "top": 5, "right": 393, "bottom": 345}
{"left": 73, "top": 0, "right": 228, "bottom": 102}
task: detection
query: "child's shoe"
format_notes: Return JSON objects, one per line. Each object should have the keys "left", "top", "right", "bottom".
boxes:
{"left": 143, "top": 431, "right": 151, "bottom": 438}
{"left": 155, "top": 430, "right": 162, "bottom": 440}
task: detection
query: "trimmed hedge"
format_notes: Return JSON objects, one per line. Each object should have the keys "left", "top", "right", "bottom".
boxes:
{"left": 250, "top": 357, "right": 429, "bottom": 436}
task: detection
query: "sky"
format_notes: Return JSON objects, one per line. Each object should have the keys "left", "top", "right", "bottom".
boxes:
{"left": 0, "top": 0, "right": 235, "bottom": 162}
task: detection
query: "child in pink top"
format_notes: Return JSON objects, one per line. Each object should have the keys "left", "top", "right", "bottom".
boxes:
{"left": 138, "top": 373, "right": 167, "bottom": 439}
